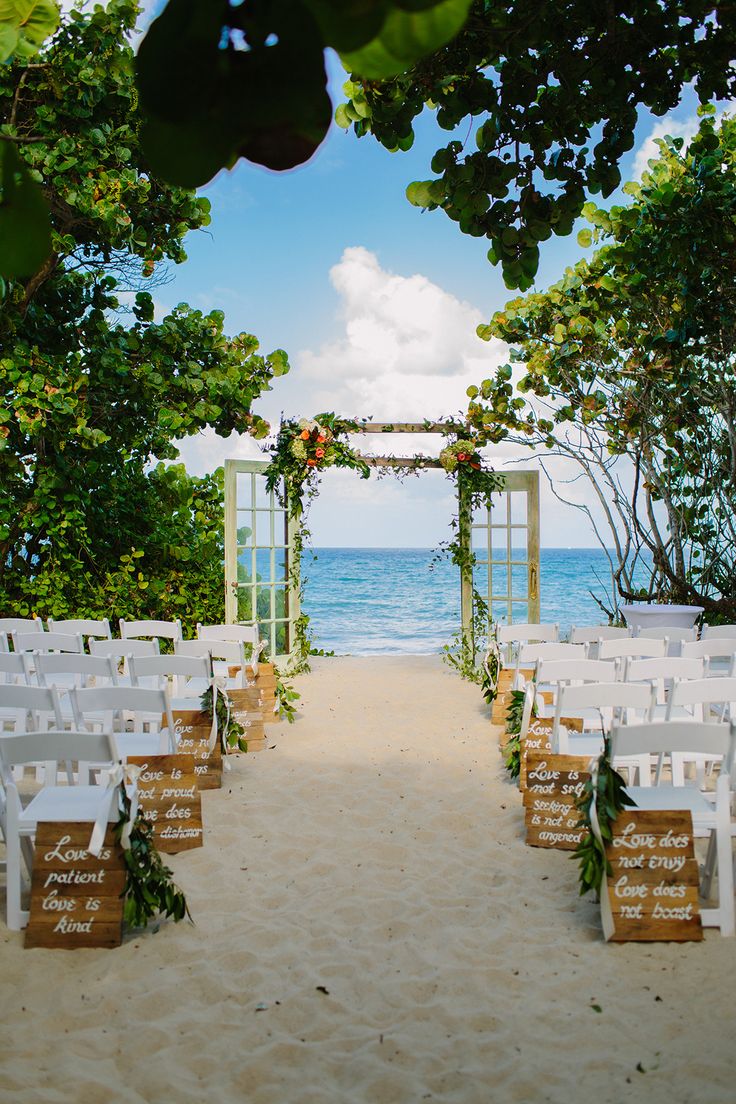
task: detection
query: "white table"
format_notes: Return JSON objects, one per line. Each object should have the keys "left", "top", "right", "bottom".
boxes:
{"left": 621, "top": 603, "right": 704, "bottom": 631}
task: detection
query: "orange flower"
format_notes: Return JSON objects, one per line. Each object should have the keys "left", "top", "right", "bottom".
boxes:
{"left": 315, "top": 447, "right": 325, "bottom": 458}
{"left": 457, "top": 452, "right": 468, "bottom": 462}
{"left": 317, "top": 433, "right": 327, "bottom": 443}
{"left": 306, "top": 458, "right": 317, "bottom": 466}
{"left": 300, "top": 429, "right": 310, "bottom": 440}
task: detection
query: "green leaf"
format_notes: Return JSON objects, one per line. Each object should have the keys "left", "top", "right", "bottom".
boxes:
{"left": 577, "top": 228, "right": 592, "bottom": 248}
{"left": 0, "top": 0, "right": 59, "bottom": 62}
{"left": 340, "top": 0, "right": 471, "bottom": 78}
{"left": 0, "top": 142, "right": 51, "bottom": 277}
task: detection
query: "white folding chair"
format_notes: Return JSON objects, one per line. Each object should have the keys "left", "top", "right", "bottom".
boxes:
{"left": 0, "top": 729, "right": 120, "bottom": 930}
{"left": 598, "top": 637, "right": 667, "bottom": 663}
{"left": 197, "top": 623, "right": 262, "bottom": 677}
{"left": 0, "top": 618, "right": 44, "bottom": 647}
{"left": 35, "top": 654, "right": 119, "bottom": 727}
{"left": 682, "top": 638, "right": 736, "bottom": 678}
{"left": 701, "top": 624, "right": 736, "bottom": 640}
{"left": 623, "top": 656, "right": 705, "bottom": 720}
{"left": 177, "top": 639, "right": 250, "bottom": 688}
{"left": 0, "top": 684, "right": 64, "bottom": 733}
{"left": 119, "top": 618, "right": 183, "bottom": 644}
{"left": 47, "top": 617, "right": 112, "bottom": 643}
{"left": 665, "top": 677, "right": 736, "bottom": 785}
{"left": 553, "top": 680, "right": 656, "bottom": 782}
{"left": 12, "top": 631, "right": 84, "bottom": 655}
{"left": 633, "top": 624, "right": 698, "bottom": 656}
{"left": 89, "top": 638, "right": 161, "bottom": 684}
{"left": 496, "top": 623, "right": 559, "bottom": 667}
{"left": 610, "top": 720, "right": 736, "bottom": 936}
{"left": 129, "top": 654, "right": 212, "bottom": 709}
{"left": 569, "top": 624, "right": 631, "bottom": 658}
{"left": 70, "top": 685, "right": 176, "bottom": 757}
{"left": 0, "top": 653, "right": 32, "bottom": 687}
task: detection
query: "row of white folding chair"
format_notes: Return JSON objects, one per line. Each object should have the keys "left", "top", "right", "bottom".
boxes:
{"left": 0, "top": 728, "right": 122, "bottom": 930}
{"left": 0, "top": 618, "right": 185, "bottom": 654}
{"left": 609, "top": 719, "right": 736, "bottom": 936}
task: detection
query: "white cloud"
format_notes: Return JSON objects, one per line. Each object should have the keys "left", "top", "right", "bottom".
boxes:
{"left": 632, "top": 100, "right": 736, "bottom": 179}
{"left": 297, "top": 246, "right": 507, "bottom": 419}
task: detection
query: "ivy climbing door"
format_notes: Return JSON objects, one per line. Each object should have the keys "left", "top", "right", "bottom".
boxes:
{"left": 224, "top": 460, "right": 299, "bottom": 662}
{"left": 463, "top": 470, "right": 541, "bottom": 634}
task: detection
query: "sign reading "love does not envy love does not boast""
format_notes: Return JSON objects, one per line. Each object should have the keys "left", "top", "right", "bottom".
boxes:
{"left": 602, "top": 809, "right": 703, "bottom": 942}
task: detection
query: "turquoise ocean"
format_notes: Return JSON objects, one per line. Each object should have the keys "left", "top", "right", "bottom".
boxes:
{"left": 302, "top": 547, "right": 627, "bottom": 656}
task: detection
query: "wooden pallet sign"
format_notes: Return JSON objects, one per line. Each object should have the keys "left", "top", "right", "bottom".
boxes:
{"left": 227, "top": 689, "right": 267, "bottom": 747}
{"left": 26, "top": 823, "right": 125, "bottom": 949}
{"left": 128, "top": 754, "right": 203, "bottom": 853}
{"left": 523, "top": 752, "right": 591, "bottom": 850}
{"left": 601, "top": 809, "right": 703, "bottom": 942}
{"left": 171, "top": 710, "right": 223, "bottom": 790}
{"left": 519, "top": 717, "right": 584, "bottom": 790}
{"left": 491, "top": 669, "right": 533, "bottom": 726}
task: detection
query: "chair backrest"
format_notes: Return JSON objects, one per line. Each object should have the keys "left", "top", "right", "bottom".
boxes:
{"left": 518, "top": 642, "right": 586, "bottom": 668}
{"left": 89, "top": 638, "right": 161, "bottom": 660}
{"left": 681, "top": 639, "right": 736, "bottom": 661}
{"left": 12, "top": 631, "right": 84, "bottom": 654}
{"left": 0, "top": 652, "right": 32, "bottom": 685}
{"left": 569, "top": 625, "right": 631, "bottom": 645}
{"left": 701, "top": 624, "right": 736, "bottom": 640}
{"left": 495, "top": 623, "right": 559, "bottom": 646}
{"left": 177, "top": 639, "right": 248, "bottom": 686}
{"left": 598, "top": 637, "right": 667, "bottom": 661}
{"left": 47, "top": 617, "right": 112, "bottom": 640}
{"left": 0, "top": 728, "right": 120, "bottom": 772}
{"left": 555, "top": 681, "right": 656, "bottom": 738}
{"left": 34, "top": 653, "right": 118, "bottom": 691}
{"left": 666, "top": 676, "right": 736, "bottom": 722}
{"left": 535, "top": 658, "right": 618, "bottom": 687}
{"left": 0, "top": 683, "right": 64, "bottom": 730}
{"left": 70, "top": 685, "right": 175, "bottom": 750}
{"left": 0, "top": 618, "right": 44, "bottom": 640}
{"left": 610, "top": 719, "right": 735, "bottom": 776}
{"left": 119, "top": 618, "right": 183, "bottom": 643}
{"left": 129, "top": 653, "right": 211, "bottom": 695}
{"left": 624, "top": 656, "right": 704, "bottom": 704}
{"left": 633, "top": 624, "right": 698, "bottom": 643}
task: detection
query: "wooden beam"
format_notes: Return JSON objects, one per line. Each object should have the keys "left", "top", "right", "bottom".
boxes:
{"left": 357, "top": 422, "right": 464, "bottom": 434}
{"left": 361, "top": 456, "right": 442, "bottom": 468}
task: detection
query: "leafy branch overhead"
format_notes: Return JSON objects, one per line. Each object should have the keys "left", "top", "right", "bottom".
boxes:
{"left": 135, "top": 0, "right": 473, "bottom": 187}
{"left": 339, "top": 1, "right": 736, "bottom": 288}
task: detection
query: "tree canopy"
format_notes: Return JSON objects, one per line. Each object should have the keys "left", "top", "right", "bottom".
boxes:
{"left": 466, "top": 112, "right": 736, "bottom": 619}
{"left": 0, "top": 1, "right": 289, "bottom": 628}
{"left": 340, "top": 1, "right": 736, "bottom": 288}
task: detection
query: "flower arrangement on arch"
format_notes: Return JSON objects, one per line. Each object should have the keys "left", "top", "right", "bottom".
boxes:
{"left": 439, "top": 438, "right": 483, "bottom": 473}
{"left": 289, "top": 419, "right": 336, "bottom": 468}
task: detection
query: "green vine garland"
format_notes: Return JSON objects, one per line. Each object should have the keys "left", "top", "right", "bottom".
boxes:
{"left": 574, "top": 737, "right": 636, "bottom": 896}
{"left": 502, "top": 688, "right": 528, "bottom": 779}
{"left": 200, "top": 684, "right": 248, "bottom": 752}
{"left": 116, "top": 789, "right": 191, "bottom": 929}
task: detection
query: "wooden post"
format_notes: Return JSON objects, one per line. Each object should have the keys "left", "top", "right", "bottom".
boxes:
{"left": 458, "top": 479, "right": 474, "bottom": 662}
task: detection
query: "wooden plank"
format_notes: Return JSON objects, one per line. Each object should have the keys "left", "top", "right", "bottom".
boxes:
{"left": 602, "top": 809, "right": 703, "bottom": 942}
{"left": 26, "top": 824, "right": 125, "bottom": 950}
{"left": 171, "top": 715, "right": 222, "bottom": 791}
{"left": 128, "top": 755, "right": 203, "bottom": 854}
{"left": 228, "top": 688, "right": 264, "bottom": 711}
{"left": 524, "top": 752, "right": 591, "bottom": 851}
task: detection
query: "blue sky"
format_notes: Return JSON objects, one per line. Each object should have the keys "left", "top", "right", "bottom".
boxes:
{"left": 139, "top": 25, "right": 717, "bottom": 548}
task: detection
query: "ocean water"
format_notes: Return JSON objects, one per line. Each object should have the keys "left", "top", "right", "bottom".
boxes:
{"left": 303, "top": 547, "right": 630, "bottom": 656}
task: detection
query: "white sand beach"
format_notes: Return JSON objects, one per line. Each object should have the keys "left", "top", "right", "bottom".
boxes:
{"left": 1, "top": 655, "right": 735, "bottom": 1103}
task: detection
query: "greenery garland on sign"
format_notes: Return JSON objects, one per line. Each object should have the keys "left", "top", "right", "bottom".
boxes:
{"left": 502, "top": 688, "right": 527, "bottom": 779}
{"left": 116, "top": 790, "right": 191, "bottom": 929}
{"left": 200, "top": 684, "right": 248, "bottom": 752}
{"left": 574, "top": 737, "right": 636, "bottom": 896}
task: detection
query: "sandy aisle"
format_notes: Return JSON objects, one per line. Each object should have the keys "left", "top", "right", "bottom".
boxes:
{"left": 1, "top": 655, "right": 735, "bottom": 1104}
